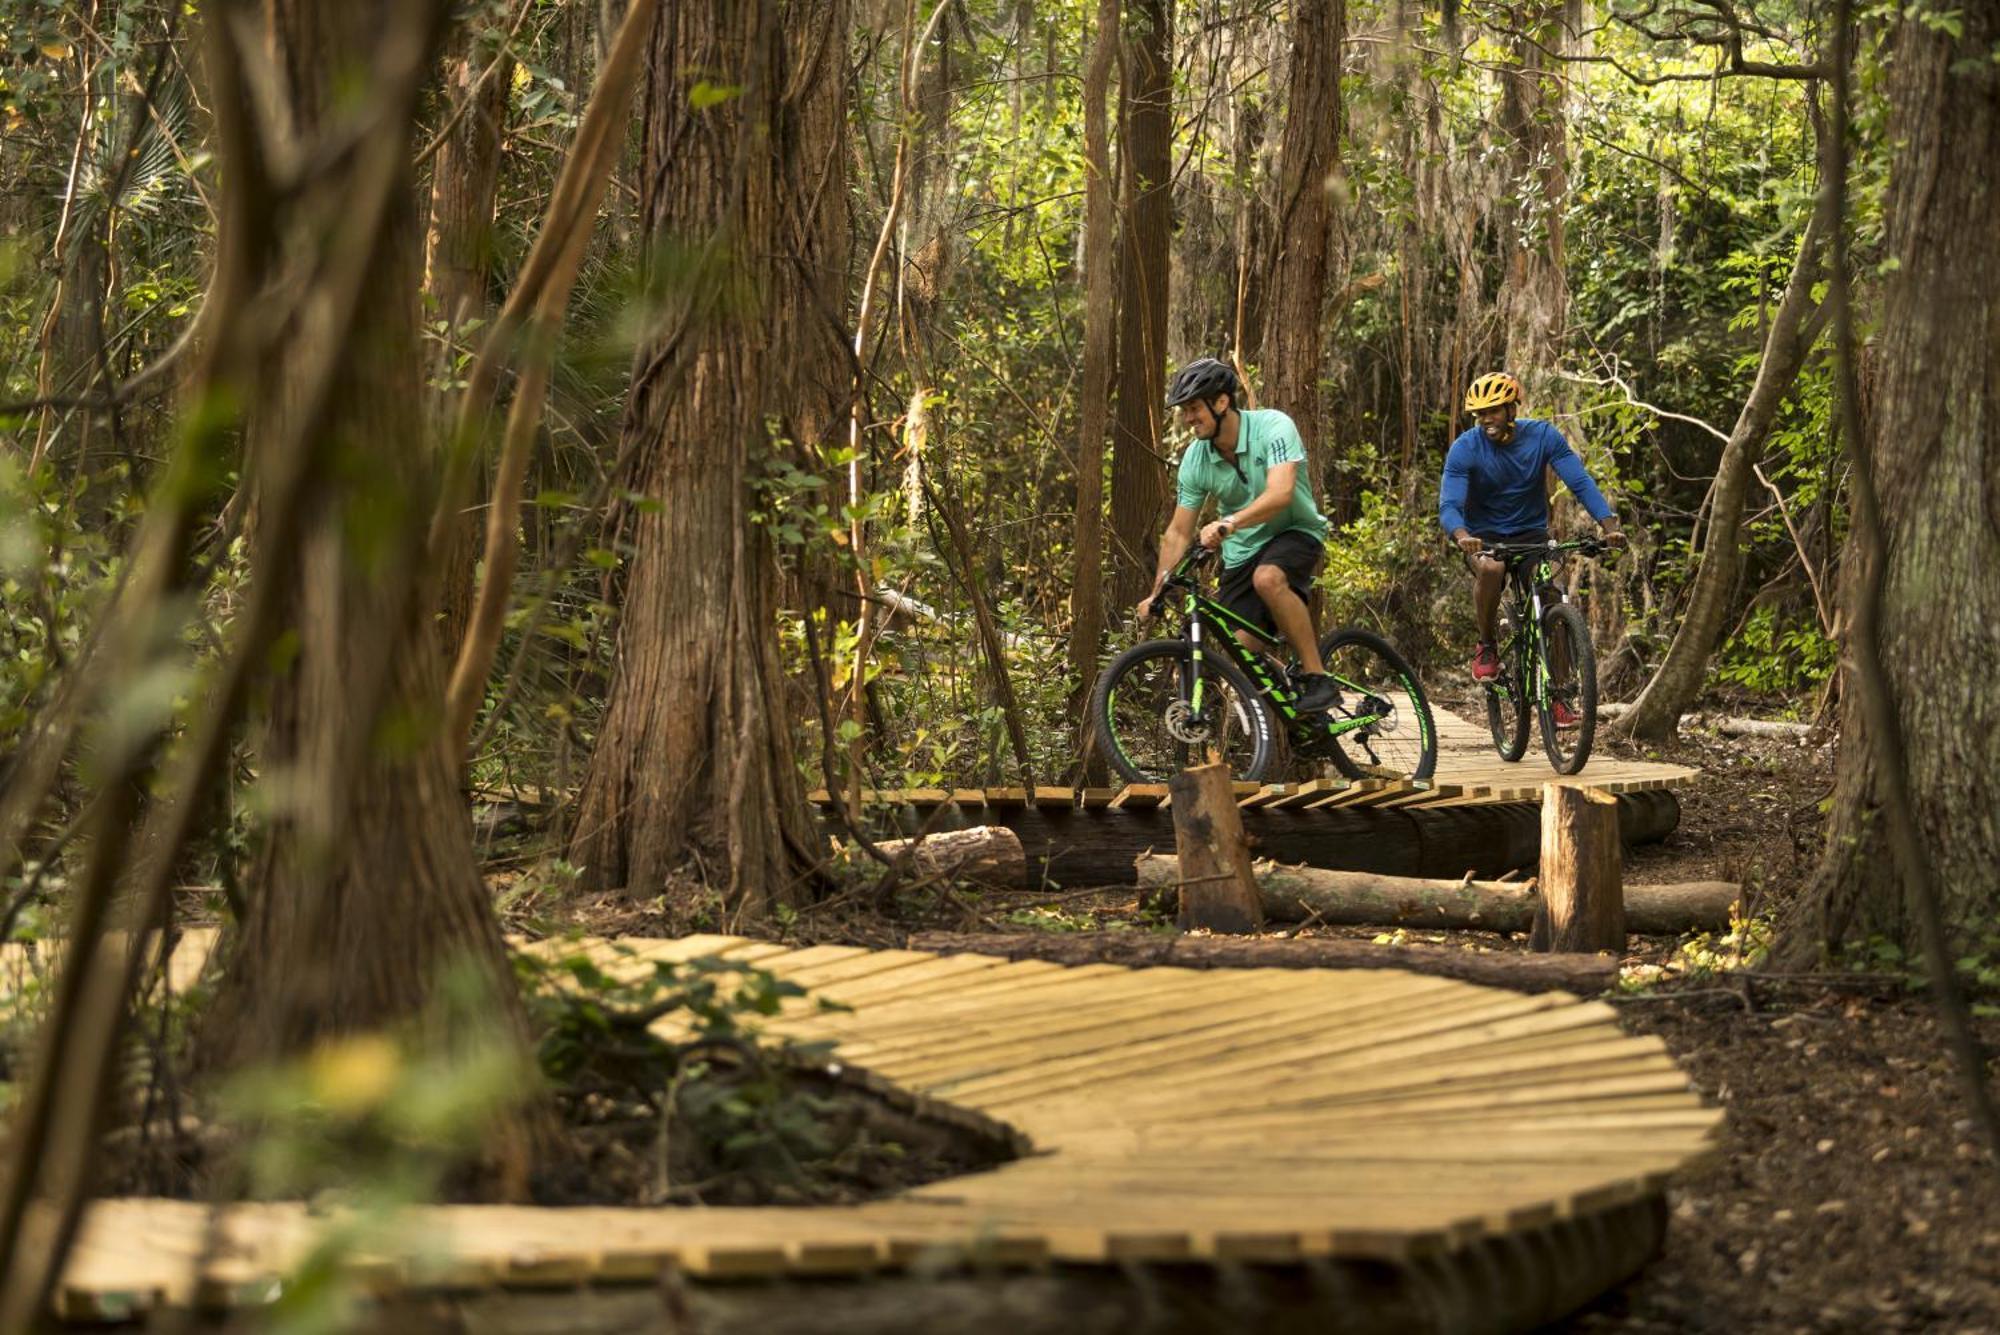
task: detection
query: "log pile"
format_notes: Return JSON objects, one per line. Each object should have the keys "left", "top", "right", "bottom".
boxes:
{"left": 1133, "top": 856, "right": 1739, "bottom": 936}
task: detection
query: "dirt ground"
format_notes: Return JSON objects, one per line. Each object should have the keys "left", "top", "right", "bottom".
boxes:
{"left": 513, "top": 718, "right": 2000, "bottom": 1333}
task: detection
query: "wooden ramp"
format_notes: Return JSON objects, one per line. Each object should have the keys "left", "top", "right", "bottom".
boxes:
{"left": 59, "top": 935, "right": 1721, "bottom": 1327}
{"left": 808, "top": 704, "right": 1697, "bottom": 817}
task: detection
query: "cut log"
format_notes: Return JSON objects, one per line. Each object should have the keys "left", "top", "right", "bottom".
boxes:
{"left": 908, "top": 931, "right": 1619, "bottom": 994}
{"left": 1531, "top": 784, "right": 1626, "bottom": 953}
{"left": 820, "top": 790, "right": 1683, "bottom": 887}
{"left": 875, "top": 826, "right": 1026, "bottom": 886}
{"left": 1132, "top": 856, "right": 1739, "bottom": 935}
{"left": 1166, "top": 763, "right": 1263, "bottom": 933}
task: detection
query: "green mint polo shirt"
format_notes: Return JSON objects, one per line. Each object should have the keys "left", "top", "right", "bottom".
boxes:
{"left": 1174, "top": 407, "right": 1329, "bottom": 566}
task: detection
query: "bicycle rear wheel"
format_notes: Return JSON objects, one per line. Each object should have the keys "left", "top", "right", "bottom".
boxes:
{"left": 1537, "top": 602, "right": 1597, "bottom": 774}
{"left": 1092, "top": 638, "right": 1277, "bottom": 784}
{"left": 1313, "top": 628, "right": 1438, "bottom": 783}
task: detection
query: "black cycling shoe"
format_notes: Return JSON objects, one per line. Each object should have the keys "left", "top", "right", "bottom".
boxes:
{"left": 1294, "top": 672, "right": 1341, "bottom": 714}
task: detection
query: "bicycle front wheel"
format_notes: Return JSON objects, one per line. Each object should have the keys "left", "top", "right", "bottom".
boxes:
{"left": 1537, "top": 602, "right": 1597, "bottom": 774}
{"left": 1487, "top": 616, "right": 1531, "bottom": 762}
{"left": 1092, "top": 638, "right": 1277, "bottom": 784}
{"left": 1314, "top": 628, "right": 1438, "bottom": 784}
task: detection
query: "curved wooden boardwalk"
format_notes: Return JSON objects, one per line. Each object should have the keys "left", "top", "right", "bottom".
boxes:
{"left": 54, "top": 933, "right": 1721, "bottom": 1326}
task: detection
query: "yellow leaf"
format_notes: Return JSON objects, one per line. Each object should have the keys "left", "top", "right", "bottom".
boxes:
{"left": 307, "top": 1033, "right": 402, "bottom": 1116}
{"left": 40, "top": 42, "right": 72, "bottom": 61}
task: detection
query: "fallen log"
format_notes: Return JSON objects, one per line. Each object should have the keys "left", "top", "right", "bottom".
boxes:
{"left": 875, "top": 825, "right": 1025, "bottom": 885}
{"left": 1134, "top": 856, "right": 1739, "bottom": 936}
{"left": 908, "top": 931, "right": 1618, "bottom": 994}
{"left": 830, "top": 790, "right": 1683, "bottom": 886}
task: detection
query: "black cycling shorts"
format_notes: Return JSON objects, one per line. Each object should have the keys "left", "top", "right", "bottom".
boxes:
{"left": 1216, "top": 530, "right": 1323, "bottom": 635}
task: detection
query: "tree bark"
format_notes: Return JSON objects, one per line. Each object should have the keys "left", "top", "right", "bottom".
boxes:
{"left": 1066, "top": 0, "right": 1118, "bottom": 716}
{"left": 1133, "top": 855, "right": 1738, "bottom": 936}
{"left": 1494, "top": 3, "right": 1568, "bottom": 394}
{"left": 1613, "top": 201, "right": 1829, "bottom": 741}
{"left": 1530, "top": 784, "right": 1626, "bottom": 953}
{"left": 201, "top": 0, "right": 533, "bottom": 1167}
{"left": 567, "top": 0, "right": 819, "bottom": 917}
{"left": 1785, "top": 3, "right": 2000, "bottom": 960}
{"left": 908, "top": 931, "right": 1618, "bottom": 994}
{"left": 425, "top": 16, "right": 515, "bottom": 658}
{"left": 1107, "top": 0, "right": 1173, "bottom": 606}
{"left": 1167, "top": 762, "right": 1263, "bottom": 933}
{"left": 1256, "top": 0, "right": 1343, "bottom": 491}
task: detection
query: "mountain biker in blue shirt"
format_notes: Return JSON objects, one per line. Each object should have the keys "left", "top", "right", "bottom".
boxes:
{"left": 1136, "top": 358, "right": 1341, "bottom": 714}
{"left": 1439, "top": 372, "right": 1627, "bottom": 711}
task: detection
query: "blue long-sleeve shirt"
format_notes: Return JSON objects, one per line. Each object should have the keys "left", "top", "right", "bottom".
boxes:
{"left": 1437, "top": 419, "right": 1615, "bottom": 536}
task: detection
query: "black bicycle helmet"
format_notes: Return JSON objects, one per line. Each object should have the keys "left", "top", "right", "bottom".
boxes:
{"left": 1164, "top": 357, "right": 1242, "bottom": 408}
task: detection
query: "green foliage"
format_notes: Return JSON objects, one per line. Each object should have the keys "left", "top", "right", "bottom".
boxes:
{"left": 1715, "top": 603, "right": 1835, "bottom": 701}
{"left": 515, "top": 943, "right": 866, "bottom": 1192}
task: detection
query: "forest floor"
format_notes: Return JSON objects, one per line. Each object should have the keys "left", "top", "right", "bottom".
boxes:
{"left": 516, "top": 712, "right": 2000, "bottom": 1332}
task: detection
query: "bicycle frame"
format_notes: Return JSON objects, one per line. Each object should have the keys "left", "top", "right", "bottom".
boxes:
{"left": 1484, "top": 539, "right": 1597, "bottom": 711}
{"left": 1160, "top": 555, "right": 1383, "bottom": 742}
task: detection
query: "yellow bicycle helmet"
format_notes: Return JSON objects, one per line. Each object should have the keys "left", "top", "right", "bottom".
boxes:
{"left": 1463, "top": 371, "right": 1523, "bottom": 411}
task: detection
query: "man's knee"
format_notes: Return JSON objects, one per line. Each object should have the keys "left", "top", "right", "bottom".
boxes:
{"left": 1251, "top": 563, "right": 1292, "bottom": 601}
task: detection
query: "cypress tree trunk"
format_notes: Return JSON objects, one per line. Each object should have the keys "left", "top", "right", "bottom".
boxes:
{"left": 1256, "top": 0, "right": 1343, "bottom": 494}
{"left": 568, "top": 0, "right": 819, "bottom": 917}
{"left": 425, "top": 18, "right": 515, "bottom": 657}
{"left": 205, "top": 1, "right": 534, "bottom": 1184}
{"left": 1108, "top": 0, "right": 1173, "bottom": 606}
{"left": 1784, "top": 4, "right": 2000, "bottom": 958}
{"left": 1067, "top": 0, "right": 1118, "bottom": 715}
{"left": 1494, "top": 3, "right": 1568, "bottom": 394}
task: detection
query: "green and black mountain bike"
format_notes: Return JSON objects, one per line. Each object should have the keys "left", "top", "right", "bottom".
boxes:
{"left": 1090, "top": 544, "right": 1437, "bottom": 785}
{"left": 1478, "top": 536, "right": 1613, "bottom": 775}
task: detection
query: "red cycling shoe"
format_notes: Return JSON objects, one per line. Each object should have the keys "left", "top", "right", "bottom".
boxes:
{"left": 1470, "top": 642, "right": 1500, "bottom": 682}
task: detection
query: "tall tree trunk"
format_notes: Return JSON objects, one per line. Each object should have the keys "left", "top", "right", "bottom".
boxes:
{"left": 1494, "top": 3, "right": 1568, "bottom": 395}
{"left": 1067, "top": 0, "right": 1119, "bottom": 720}
{"left": 426, "top": 18, "right": 515, "bottom": 656}
{"left": 207, "top": 0, "right": 528, "bottom": 1088}
{"left": 896, "top": 4, "right": 955, "bottom": 526}
{"left": 1107, "top": 0, "right": 1172, "bottom": 605}
{"left": 1614, "top": 200, "right": 1828, "bottom": 741}
{"left": 1256, "top": 0, "right": 1343, "bottom": 495}
{"left": 568, "top": 0, "right": 818, "bottom": 917}
{"left": 1784, "top": 3, "right": 2000, "bottom": 959}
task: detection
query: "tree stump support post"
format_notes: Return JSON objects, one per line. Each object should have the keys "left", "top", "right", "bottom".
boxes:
{"left": 1167, "top": 762, "right": 1264, "bottom": 934}
{"left": 1531, "top": 783, "right": 1626, "bottom": 953}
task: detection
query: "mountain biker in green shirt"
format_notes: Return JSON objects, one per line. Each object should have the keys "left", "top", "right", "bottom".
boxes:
{"left": 1136, "top": 358, "right": 1341, "bottom": 714}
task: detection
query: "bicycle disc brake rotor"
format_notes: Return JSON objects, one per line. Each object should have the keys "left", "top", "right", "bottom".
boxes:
{"left": 1163, "top": 699, "right": 1213, "bottom": 745}
{"left": 1357, "top": 695, "right": 1398, "bottom": 734}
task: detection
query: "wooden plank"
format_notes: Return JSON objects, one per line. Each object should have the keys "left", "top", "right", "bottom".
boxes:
{"left": 1300, "top": 779, "right": 1388, "bottom": 808}
{"left": 1105, "top": 783, "right": 1168, "bottom": 810}
{"left": 1264, "top": 778, "right": 1347, "bottom": 809}
{"left": 58, "top": 928, "right": 1717, "bottom": 1315}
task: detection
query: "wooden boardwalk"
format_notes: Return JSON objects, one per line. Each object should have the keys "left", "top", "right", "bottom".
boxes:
{"left": 809, "top": 705, "right": 1697, "bottom": 816}
{"left": 58, "top": 934, "right": 1721, "bottom": 1324}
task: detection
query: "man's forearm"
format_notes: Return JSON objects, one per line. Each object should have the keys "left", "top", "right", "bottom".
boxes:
{"left": 1225, "top": 488, "right": 1289, "bottom": 530}
{"left": 1151, "top": 528, "right": 1192, "bottom": 591}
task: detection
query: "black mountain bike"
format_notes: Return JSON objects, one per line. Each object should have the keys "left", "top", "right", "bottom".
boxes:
{"left": 1091, "top": 544, "right": 1437, "bottom": 785}
{"left": 1478, "top": 536, "right": 1612, "bottom": 775}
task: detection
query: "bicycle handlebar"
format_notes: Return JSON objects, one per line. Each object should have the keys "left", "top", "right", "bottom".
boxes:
{"left": 1479, "top": 536, "right": 1618, "bottom": 563}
